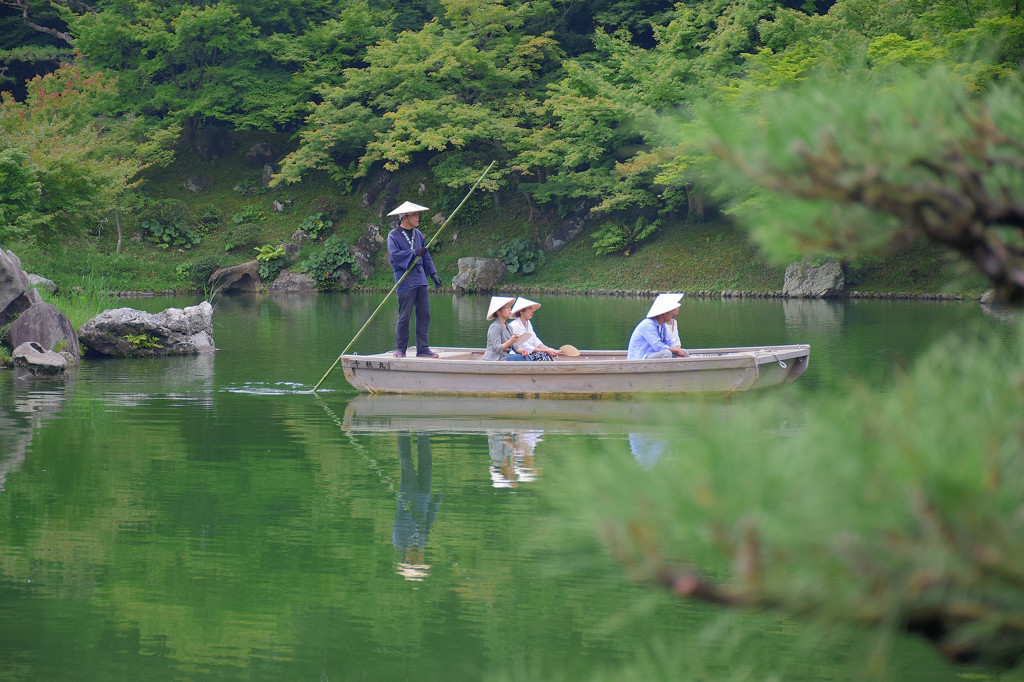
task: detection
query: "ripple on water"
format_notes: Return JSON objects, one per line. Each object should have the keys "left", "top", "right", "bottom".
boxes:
{"left": 220, "top": 381, "right": 327, "bottom": 395}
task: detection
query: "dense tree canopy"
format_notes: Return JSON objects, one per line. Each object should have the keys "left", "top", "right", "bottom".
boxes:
{"left": 1, "top": 0, "right": 1023, "bottom": 296}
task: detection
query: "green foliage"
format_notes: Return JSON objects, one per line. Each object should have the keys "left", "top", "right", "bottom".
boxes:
{"left": 310, "top": 195, "right": 344, "bottom": 221}
{"left": 38, "top": 275, "right": 119, "bottom": 330}
{"left": 189, "top": 255, "right": 223, "bottom": 287}
{"left": 124, "top": 333, "right": 162, "bottom": 350}
{"left": 231, "top": 205, "right": 266, "bottom": 225}
{"left": 555, "top": 320, "right": 1024, "bottom": 666}
{"left": 141, "top": 219, "right": 202, "bottom": 250}
{"left": 299, "top": 212, "right": 333, "bottom": 240}
{"left": 693, "top": 63, "right": 1024, "bottom": 297}
{"left": 224, "top": 223, "right": 263, "bottom": 252}
{"left": 254, "top": 243, "right": 287, "bottom": 281}
{"left": 591, "top": 217, "right": 662, "bottom": 256}
{"left": 0, "top": 62, "right": 176, "bottom": 243}
{"left": 490, "top": 236, "right": 545, "bottom": 275}
{"left": 299, "top": 235, "right": 355, "bottom": 290}
{"left": 192, "top": 204, "right": 224, "bottom": 231}
{"left": 233, "top": 177, "right": 268, "bottom": 196}
{"left": 0, "top": 147, "right": 41, "bottom": 242}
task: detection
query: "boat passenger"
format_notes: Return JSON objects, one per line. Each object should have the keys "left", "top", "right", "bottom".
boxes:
{"left": 508, "top": 298, "right": 558, "bottom": 361}
{"left": 483, "top": 296, "right": 529, "bottom": 361}
{"left": 626, "top": 293, "right": 689, "bottom": 360}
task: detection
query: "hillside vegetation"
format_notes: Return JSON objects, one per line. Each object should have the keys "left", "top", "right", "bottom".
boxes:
{"left": 2, "top": 0, "right": 1016, "bottom": 298}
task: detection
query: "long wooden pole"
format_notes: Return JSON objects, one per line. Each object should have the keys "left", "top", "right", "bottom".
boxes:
{"left": 311, "top": 161, "right": 496, "bottom": 393}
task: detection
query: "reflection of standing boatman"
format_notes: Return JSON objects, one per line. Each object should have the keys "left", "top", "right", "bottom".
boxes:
{"left": 627, "top": 293, "right": 689, "bottom": 359}
{"left": 387, "top": 201, "right": 442, "bottom": 358}
{"left": 393, "top": 431, "right": 440, "bottom": 581}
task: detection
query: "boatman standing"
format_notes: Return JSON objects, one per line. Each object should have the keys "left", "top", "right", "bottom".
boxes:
{"left": 626, "top": 293, "right": 688, "bottom": 359}
{"left": 387, "top": 201, "right": 443, "bottom": 358}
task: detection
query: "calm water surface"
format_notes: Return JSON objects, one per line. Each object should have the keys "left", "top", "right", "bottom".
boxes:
{"left": 0, "top": 293, "right": 1016, "bottom": 681}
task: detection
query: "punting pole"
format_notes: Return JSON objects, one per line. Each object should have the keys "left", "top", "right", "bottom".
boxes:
{"left": 311, "top": 161, "right": 496, "bottom": 393}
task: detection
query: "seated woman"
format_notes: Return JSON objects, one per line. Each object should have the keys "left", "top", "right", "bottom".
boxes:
{"left": 508, "top": 298, "right": 558, "bottom": 361}
{"left": 627, "top": 293, "right": 688, "bottom": 360}
{"left": 483, "top": 295, "right": 528, "bottom": 361}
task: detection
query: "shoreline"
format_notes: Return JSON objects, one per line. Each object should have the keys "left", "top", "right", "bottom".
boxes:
{"left": 103, "top": 286, "right": 981, "bottom": 303}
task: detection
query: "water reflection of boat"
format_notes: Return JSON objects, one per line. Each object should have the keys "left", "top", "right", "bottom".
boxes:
{"left": 340, "top": 345, "right": 809, "bottom": 397}
{"left": 342, "top": 394, "right": 684, "bottom": 435}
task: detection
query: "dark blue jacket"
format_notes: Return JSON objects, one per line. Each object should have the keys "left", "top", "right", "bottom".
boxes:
{"left": 387, "top": 227, "right": 437, "bottom": 292}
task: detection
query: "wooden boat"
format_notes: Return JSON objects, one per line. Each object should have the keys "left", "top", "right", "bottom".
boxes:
{"left": 338, "top": 344, "right": 810, "bottom": 397}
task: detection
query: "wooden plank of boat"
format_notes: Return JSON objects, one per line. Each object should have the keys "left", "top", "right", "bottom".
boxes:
{"left": 338, "top": 344, "right": 810, "bottom": 397}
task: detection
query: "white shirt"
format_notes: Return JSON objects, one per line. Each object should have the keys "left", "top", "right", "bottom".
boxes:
{"left": 508, "top": 317, "right": 543, "bottom": 354}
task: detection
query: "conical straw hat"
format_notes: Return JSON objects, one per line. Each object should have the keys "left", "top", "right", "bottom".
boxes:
{"left": 486, "top": 296, "right": 516, "bottom": 320}
{"left": 387, "top": 201, "right": 430, "bottom": 216}
{"left": 646, "top": 293, "right": 683, "bottom": 318}
{"left": 511, "top": 297, "right": 540, "bottom": 315}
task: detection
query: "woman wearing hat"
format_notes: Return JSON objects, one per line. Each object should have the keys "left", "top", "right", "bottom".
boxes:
{"left": 483, "top": 296, "right": 528, "bottom": 361}
{"left": 626, "top": 293, "right": 688, "bottom": 360}
{"left": 386, "top": 201, "right": 443, "bottom": 358}
{"left": 508, "top": 298, "right": 558, "bottom": 361}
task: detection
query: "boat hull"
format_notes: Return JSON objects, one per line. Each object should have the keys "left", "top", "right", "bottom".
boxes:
{"left": 339, "top": 345, "right": 809, "bottom": 397}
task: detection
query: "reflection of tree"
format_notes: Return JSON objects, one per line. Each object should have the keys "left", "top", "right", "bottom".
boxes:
{"left": 393, "top": 432, "right": 440, "bottom": 581}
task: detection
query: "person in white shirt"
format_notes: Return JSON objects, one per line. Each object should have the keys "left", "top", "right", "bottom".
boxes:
{"left": 508, "top": 298, "right": 558, "bottom": 361}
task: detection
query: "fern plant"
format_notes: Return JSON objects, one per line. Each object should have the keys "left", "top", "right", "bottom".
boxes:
{"left": 254, "top": 244, "right": 287, "bottom": 282}
{"left": 592, "top": 217, "right": 662, "bottom": 256}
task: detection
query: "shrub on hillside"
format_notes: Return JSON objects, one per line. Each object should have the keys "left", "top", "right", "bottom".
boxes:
{"left": 224, "top": 223, "right": 262, "bottom": 252}
{"left": 311, "top": 196, "right": 344, "bottom": 221}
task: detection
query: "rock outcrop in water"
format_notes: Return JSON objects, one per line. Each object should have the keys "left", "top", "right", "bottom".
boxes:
{"left": 79, "top": 301, "right": 215, "bottom": 357}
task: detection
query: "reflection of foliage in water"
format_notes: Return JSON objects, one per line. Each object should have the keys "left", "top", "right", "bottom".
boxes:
{"left": 551, "top": 319, "right": 1024, "bottom": 671}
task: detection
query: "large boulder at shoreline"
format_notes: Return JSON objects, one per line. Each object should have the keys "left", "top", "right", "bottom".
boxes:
{"left": 452, "top": 257, "right": 507, "bottom": 293}
{"left": 783, "top": 261, "right": 845, "bottom": 298}
{"left": 12, "top": 342, "right": 68, "bottom": 378}
{"left": 9, "top": 302, "right": 80, "bottom": 360}
{"left": 78, "top": 301, "right": 215, "bottom": 357}
{"left": 0, "top": 249, "right": 33, "bottom": 326}
{"left": 208, "top": 260, "right": 261, "bottom": 292}
{"left": 269, "top": 271, "right": 317, "bottom": 293}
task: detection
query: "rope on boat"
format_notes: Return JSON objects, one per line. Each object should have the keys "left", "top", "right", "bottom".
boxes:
{"left": 311, "top": 161, "right": 496, "bottom": 393}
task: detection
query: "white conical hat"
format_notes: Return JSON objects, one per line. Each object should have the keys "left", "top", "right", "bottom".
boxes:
{"left": 486, "top": 296, "right": 516, "bottom": 320}
{"left": 646, "top": 293, "right": 683, "bottom": 318}
{"left": 387, "top": 201, "right": 430, "bottom": 216}
{"left": 511, "top": 297, "right": 540, "bottom": 315}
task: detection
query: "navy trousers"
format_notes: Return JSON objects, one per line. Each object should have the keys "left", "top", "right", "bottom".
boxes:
{"left": 396, "top": 285, "right": 431, "bottom": 354}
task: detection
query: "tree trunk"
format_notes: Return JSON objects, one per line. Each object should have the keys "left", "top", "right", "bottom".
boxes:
{"left": 114, "top": 207, "right": 123, "bottom": 254}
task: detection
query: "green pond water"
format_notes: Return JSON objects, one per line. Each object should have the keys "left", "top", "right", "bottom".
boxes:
{"left": 0, "top": 293, "right": 1017, "bottom": 681}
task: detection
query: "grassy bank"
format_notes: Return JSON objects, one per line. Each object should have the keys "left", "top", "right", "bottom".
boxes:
{"left": 9, "top": 133, "right": 989, "bottom": 300}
